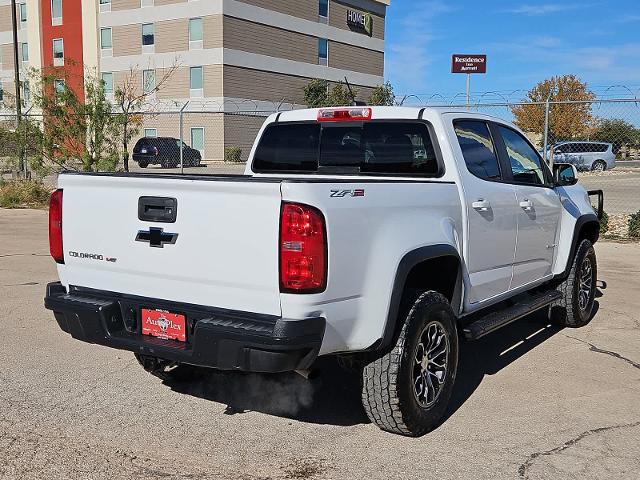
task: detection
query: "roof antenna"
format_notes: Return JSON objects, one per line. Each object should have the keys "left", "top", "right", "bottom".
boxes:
{"left": 344, "top": 76, "right": 367, "bottom": 106}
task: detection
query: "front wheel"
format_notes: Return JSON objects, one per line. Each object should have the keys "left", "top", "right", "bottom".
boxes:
{"left": 550, "top": 239, "right": 597, "bottom": 327}
{"left": 361, "top": 291, "right": 458, "bottom": 436}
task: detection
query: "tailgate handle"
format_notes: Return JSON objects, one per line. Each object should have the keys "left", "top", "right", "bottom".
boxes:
{"left": 138, "top": 197, "right": 177, "bottom": 223}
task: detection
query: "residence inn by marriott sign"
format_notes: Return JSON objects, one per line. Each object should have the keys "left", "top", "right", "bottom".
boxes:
{"left": 451, "top": 54, "right": 487, "bottom": 74}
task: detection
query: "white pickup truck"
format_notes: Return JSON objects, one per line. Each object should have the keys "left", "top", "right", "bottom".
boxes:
{"left": 45, "top": 106, "right": 603, "bottom": 436}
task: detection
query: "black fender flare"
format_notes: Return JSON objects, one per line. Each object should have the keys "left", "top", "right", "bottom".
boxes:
{"left": 558, "top": 213, "right": 599, "bottom": 280}
{"left": 378, "top": 244, "right": 462, "bottom": 350}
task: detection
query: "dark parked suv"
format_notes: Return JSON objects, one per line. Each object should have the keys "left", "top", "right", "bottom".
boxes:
{"left": 132, "top": 137, "right": 202, "bottom": 168}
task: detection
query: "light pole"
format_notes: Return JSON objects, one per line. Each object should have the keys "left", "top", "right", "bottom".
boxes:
{"left": 10, "top": 0, "right": 24, "bottom": 176}
{"left": 11, "top": 0, "right": 21, "bottom": 120}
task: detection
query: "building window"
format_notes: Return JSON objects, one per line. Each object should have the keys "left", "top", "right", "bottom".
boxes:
{"left": 189, "top": 18, "right": 203, "bottom": 49}
{"left": 100, "top": 27, "right": 113, "bottom": 57}
{"left": 142, "top": 23, "right": 154, "bottom": 46}
{"left": 319, "top": 0, "right": 328, "bottom": 18}
{"left": 318, "top": 38, "right": 328, "bottom": 65}
{"left": 51, "top": 0, "right": 62, "bottom": 25}
{"left": 190, "top": 127, "right": 204, "bottom": 155}
{"left": 142, "top": 69, "right": 155, "bottom": 94}
{"left": 53, "top": 38, "right": 64, "bottom": 66}
{"left": 21, "top": 43, "right": 29, "bottom": 62}
{"left": 99, "top": 0, "right": 111, "bottom": 12}
{"left": 190, "top": 66, "right": 203, "bottom": 97}
{"left": 101, "top": 72, "right": 113, "bottom": 94}
{"left": 144, "top": 128, "right": 157, "bottom": 138}
{"left": 54, "top": 79, "right": 65, "bottom": 94}
{"left": 19, "top": 3, "right": 27, "bottom": 22}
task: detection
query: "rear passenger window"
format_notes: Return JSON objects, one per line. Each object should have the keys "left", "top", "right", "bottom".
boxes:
{"left": 498, "top": 126, "right": 546, "bottom": 186}
{"left": 253, "top": 124, "right": 320, "bottom": 172}
{"left": 454, "top": 120, "right": 501, "bottom": 181}
{"left": 253, "top": 122, "right": 439, "bottom": 175}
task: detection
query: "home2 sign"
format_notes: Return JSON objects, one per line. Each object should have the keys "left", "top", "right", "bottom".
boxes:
{"left": 347, "top": 10, "right": 373, "bottom": 36}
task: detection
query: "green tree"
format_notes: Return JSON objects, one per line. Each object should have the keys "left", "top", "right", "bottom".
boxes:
{"left": 303, "top": 79, "right": 329, "bottom": 108}
{"left": 591, "top": 119, "right": 640, "bottom": 157}
{"left": 327, "top": 83, "right": 357, "bottom": 106}
{"left": 368, "top": 82, "right": 395, "bottom": 106}
{"left": 30, "top": 67, "right": 121, "bottom": 172}
{"left": 303, "top": 79, "right": 358, "bottom": 107}
{"left": 511, "top": 75, "right": 595, "bottom": 143}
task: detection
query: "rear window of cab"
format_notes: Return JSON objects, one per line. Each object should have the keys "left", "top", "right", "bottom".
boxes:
{"left": 252, "top": 121, "right": 441, "bottom": 176}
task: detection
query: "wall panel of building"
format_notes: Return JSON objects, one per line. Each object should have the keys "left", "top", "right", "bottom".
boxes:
{"left": 112, "top": 23, "right": 141, "bottom": 57}
{"left": 329, "top": 40, "right": 384, "bottom": 76}
{"left": 236, "top": 0, "right": 318, "bottom": 22}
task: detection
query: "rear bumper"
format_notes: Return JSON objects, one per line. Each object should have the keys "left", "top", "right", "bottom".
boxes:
{"left": 44, "top": 282, "right": 325, "bottom": 373}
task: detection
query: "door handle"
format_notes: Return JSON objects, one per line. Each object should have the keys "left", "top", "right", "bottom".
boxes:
{"left": 472, "top": 199, "right": 490, "bottom": 212}
{"left": 519, "top": 199, "right": 533, "bottom": 211}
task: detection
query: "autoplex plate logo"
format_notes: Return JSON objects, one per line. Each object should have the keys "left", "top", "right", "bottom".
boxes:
{"left": 145, "top": 315, "right": 180, "bottom": 333}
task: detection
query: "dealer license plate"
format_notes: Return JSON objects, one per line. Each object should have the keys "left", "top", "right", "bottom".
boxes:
{"left": 141, "top": 309, "right": 186, "bottom": 342}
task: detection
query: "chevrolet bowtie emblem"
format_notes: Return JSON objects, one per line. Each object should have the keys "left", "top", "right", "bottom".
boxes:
{"left": 135, "top": 227, "right": 179, "bottom": 248}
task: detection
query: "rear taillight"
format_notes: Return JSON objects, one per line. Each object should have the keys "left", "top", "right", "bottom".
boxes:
{"left": 153, "top": 146, "right": 159, "bottom": 156}
{"left": 49, "top": 189, "right": 64, "bottom": 264}
{"left": 279, "top": 202, "right": 327, "bottom": 293}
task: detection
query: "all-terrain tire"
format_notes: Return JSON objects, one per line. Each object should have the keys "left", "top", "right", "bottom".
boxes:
{"left": 550, "top": 239, "right": 597, "bottom": 327}
{"left": 361, "top": 291, "right": 458, "bottom": 436}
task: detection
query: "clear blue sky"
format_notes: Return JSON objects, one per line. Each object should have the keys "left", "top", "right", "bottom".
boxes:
{"left": 384, "top": 1, "right": 640, "bottom": 101}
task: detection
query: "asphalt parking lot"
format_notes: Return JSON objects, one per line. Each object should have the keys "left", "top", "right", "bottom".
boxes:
{"left": 1, "top": 208, "right": 639, "bottom": 479}
{"left": 579, "top": 169, "right": 640, "bottom": 215}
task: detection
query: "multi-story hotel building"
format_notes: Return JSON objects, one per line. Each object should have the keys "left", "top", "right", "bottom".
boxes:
{"left": 0, "top": 0, "right": 388, "bottom": 160}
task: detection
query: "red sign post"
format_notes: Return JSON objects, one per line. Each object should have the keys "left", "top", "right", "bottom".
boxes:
{"left": 451, "top": 54, "right": 487, "bottom": 107}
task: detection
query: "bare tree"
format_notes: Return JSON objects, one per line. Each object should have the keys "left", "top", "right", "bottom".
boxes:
{"left": 113, "top": 61, "right": 179, "bottom": 171}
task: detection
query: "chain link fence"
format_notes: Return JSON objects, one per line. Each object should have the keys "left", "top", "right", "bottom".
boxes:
{"left": 1, "top": 98, "right": 639, "bottom": 238}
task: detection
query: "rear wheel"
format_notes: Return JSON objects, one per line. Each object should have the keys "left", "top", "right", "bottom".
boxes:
{"left": 138, "top": 160, "right": 148, "bottom": 168}
{"left": 550, "top": 239, "right": 597, "bottom": 327}
{"left": 592, "top": 160, "right": 606, "bottom": 172}
{"left": 361, "top": 291, "right": 458, "bottom": 436}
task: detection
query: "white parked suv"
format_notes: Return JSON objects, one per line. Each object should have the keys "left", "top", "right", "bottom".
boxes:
{"left": 551, "top": 141, "right": 616, "bottom": 171}
{"left": 45, "top": 107, "right": 603, "bottom": 436}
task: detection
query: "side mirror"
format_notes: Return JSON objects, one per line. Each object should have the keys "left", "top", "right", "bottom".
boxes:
{"left": 554, "top": 163, "right": 578, "bottom": 186}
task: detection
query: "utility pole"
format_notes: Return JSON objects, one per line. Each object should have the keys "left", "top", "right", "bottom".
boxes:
{"left": 11, "top": 0, "right": 22, "bottom": 121}
{"left": 10, "top": 0, "right": 23, "bottom": 176}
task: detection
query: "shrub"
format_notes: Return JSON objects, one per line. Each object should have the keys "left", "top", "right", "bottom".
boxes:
{"left": 629, "top": 210, "right": 640, "bottom": 238}
{"left": 0, "top": 180, "right": 51, "bottom": 208}
{"left": 599, "top": 210, "right": 609, "bottom": 235}
{"left": 224, "top": 147, "right": 243, "bottom": 163}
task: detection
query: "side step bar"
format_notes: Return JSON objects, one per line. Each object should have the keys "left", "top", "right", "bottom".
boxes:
{"left": 463, "top": 290, "right": 562, "bottom": 341}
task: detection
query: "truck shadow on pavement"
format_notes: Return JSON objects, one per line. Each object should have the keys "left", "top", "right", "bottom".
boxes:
{"left": 163, "top": 302, "right": 599, "bottom": 430}
{"left": 444, "top": 300, "right": 599, "bottom": 426}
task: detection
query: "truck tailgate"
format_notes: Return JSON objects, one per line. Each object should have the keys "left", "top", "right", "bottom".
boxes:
{"left": 56, "top": 174, "right": 283, "bottom": 316}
